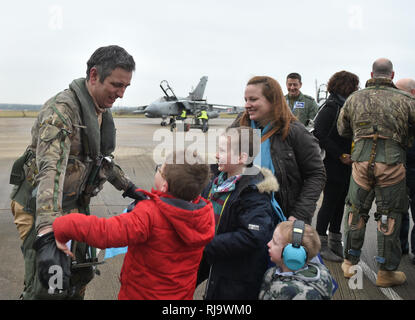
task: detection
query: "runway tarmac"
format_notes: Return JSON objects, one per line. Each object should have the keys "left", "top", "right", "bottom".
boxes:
{"left": 0, "top": 117, "right": 413, "bottom": 300}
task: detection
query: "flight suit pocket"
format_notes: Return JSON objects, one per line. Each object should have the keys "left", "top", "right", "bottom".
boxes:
{"left": 39, "top": 124, "right": 61, "bottom": 142}
{"left": 62, "top": 158, "right": 88, "bottom": 204}
{"left": 11, "top": 200, "right": 34, "bottom": 241}
{"left": 351, "top": 140, "right": 364, "bottom": 162}
{"left": 384, "top": 139, "right": 405, "bottom": 165}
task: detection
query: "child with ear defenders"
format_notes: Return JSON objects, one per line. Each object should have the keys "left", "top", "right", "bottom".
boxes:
{"left": 259, "top": 220, "right": 334, "bottom": 300}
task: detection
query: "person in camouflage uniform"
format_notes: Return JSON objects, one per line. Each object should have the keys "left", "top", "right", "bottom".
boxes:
{"left": 396, "top": 78, "right": 415, "bottom": 264}
{"left": 285, "top": 73, "right": 319, "bottom": 125}
{"left": 259, "top": 221, "right": 333, "bottom": 300}
{"left": 337, "top": 58, "right": 415, "bottom": 287}
{"left": 9, "top": 45, "right": 144, "bottom": 299}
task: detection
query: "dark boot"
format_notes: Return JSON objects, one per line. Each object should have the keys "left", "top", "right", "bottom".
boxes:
{"left": 319, "top": 235, "right": 343, "bottom": 262}
{"left": 328, "top": 232, "right": 344, "bottom": 258}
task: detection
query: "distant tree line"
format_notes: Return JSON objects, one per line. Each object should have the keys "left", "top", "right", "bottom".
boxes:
{"left": 0, "top": 104, "right": 136, "bottom": 113}
{"left": 0, "top": 104, "right": 42, "bottom": 111}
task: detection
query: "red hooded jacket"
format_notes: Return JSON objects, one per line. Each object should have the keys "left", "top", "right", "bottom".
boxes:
{"left": 53, "top": 189, "right": 215, "bottom": 300}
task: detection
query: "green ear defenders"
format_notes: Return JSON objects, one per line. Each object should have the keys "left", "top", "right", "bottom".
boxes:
{"left": 282, "top": 220, "right": 307, "bottom": 271}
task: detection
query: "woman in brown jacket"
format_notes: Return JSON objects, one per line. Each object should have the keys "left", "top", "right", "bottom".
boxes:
{"left": 230, "top": 76, "right": 326, "bottom": 224}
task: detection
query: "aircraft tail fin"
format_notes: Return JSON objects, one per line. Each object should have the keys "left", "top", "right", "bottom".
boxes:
{"left": 188, "top": 76, "right": 208, "bottom": 100}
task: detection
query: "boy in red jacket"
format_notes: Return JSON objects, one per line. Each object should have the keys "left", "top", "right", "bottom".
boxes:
{"left": 53, "top": 150, "right": 215, "bottom": 300}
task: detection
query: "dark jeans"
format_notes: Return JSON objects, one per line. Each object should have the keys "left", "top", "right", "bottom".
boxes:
{"left": 316, "top": 178, "right": 349, "bottom": 236}
{"left": 400, "top": 167, "right": 415, "bottom": 254}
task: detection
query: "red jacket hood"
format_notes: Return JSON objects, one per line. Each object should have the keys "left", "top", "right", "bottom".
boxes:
{"left": 138, "top": 188, "right": 214, "bottom": 247}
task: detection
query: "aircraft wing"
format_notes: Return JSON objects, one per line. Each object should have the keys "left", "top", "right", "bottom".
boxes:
{"left": 133, "top": 105, "right": 147, "bottom": 114}
{"left": 187, "top": 101, "right": 244, "bottom": 114}
{"left": 208, "top": 104, "right": 244, "bottom": 114}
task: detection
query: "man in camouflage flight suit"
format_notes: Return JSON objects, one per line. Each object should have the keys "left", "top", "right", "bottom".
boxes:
{"left": 9, "top": 45, "right": 144, "bottom": 299}
{"left": 285, "top": 72, "right": 319, "bottom": 125}
{"left": 337, "top": 58, "right": 415, "bottom": 287}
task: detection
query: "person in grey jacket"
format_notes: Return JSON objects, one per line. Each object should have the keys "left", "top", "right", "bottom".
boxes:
{"left": 230, "top": 76, "right": 326, "bottom": 224}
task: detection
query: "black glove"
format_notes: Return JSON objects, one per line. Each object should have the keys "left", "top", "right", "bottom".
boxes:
{"left": 122, "top": 183, "right": 147, "bottom": 202}
{"left": 32, "top": 232, "right": 72, "bottom": 293}
{"left": 126, "top": 200, "right": 138, "bottom": 212}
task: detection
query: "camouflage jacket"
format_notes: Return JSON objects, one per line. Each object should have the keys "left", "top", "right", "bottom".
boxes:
{"left": 25, "top": 78, "right": 133, "bottom": 232}
{"left": 337, "top": 78, "right": 415, "bottom": 148}
{"left": 285, "top": 92, "right": 319, "bottom": 125}
{"left": 258, "top": 262, "right": 333, "bottom": 300}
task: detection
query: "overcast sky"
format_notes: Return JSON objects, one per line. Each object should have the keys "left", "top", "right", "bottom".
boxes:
{"left": 1, "top": 0, "right": 414, "bottom": 107}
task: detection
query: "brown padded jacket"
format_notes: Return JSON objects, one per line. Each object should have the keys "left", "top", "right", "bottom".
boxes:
{"left": 230, "top": 114, "right": 326, "bottom": 224}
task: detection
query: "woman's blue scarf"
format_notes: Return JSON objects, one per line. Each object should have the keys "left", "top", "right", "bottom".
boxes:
{"left": 251, "top": 120, "right": 286, "bottom": 223}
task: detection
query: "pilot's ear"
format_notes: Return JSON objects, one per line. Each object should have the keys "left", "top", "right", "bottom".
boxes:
{"left": 89, "top": 67, "right": 99, "bottom": 85}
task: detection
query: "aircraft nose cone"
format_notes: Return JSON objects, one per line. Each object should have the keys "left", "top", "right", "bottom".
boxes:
{"left": 144, "top": 104, "right": 158, "bottom": 118}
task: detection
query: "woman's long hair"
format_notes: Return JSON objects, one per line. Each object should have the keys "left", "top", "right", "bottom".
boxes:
{"left": 240, "top": 76, "right": 296, "bottom": 140}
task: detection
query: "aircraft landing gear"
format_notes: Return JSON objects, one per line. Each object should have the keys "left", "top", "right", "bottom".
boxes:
{"left": 201, "top": 119, "right": 209, "bottom": 133}
{"left": 189, "top": 117, "right": 209, "bottom": 132}
{"left": 169, "top": 121, "right": 190, "bottom": 132}
{"left": 161, "top": 117, "right": 169, "bottom": 126}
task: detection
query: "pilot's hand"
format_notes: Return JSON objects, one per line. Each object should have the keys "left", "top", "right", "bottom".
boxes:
{"left": 55, "top": 239, "right": 74, "bottom": 259}
{"left": 41, "top": 225, "right": 74, "bottom": 258}
{"left": 122, "top": 183, "right": 147, "bottom": 201}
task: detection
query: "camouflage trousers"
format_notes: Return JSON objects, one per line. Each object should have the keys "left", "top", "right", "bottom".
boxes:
{"left": 344, "top": 162, "right": 407, "bottom": 271}
{"left": 11, "top": 200, "right": 94, "bottom": 300}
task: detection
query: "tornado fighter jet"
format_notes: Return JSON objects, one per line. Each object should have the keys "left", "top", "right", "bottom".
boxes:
{"left": 135, "top": 76, "right": 243, "bottom": 132}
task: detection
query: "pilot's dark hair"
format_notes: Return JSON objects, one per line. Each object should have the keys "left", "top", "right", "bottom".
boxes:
{"left": 327, "top": 70, "right": 359, "bottom": 98}
{"left": 287, "top": 73, "right": 302, "bottom": 83}
{"left": 86, "top": 45, "right": 135, "bottom": 82}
